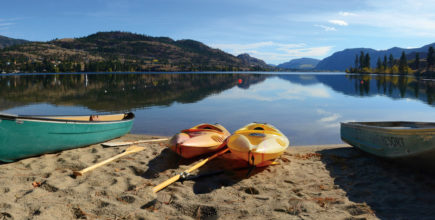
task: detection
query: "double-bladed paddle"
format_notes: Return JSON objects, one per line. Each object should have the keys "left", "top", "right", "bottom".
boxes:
{"left": 152, "top": 147, "right": 229, "bottom": 193}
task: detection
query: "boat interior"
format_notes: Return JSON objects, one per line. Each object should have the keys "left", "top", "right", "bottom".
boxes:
{"left": 0, "top": 112, "right": 135, "bottom": 122}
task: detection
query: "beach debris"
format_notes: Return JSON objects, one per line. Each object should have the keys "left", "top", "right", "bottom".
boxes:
{"left": 291, "top": 153, "right": 322, "bottom": 160}
{"left": 116, "top": 195, "right": 136, "bottom": 204}
{"left": 31, "top": 181, "right": 42, "bottom": 188}
{"left": 280, "top": 157, "right": 290, "bottom": 162}
{"left": 311, "top": 197, "right": 339, "bottom": 208}
{"left": 101, "top": 138, "right": 168, "bottom": 147}
{"left": 73, "top": 145, "right": 145, "bottom": 177}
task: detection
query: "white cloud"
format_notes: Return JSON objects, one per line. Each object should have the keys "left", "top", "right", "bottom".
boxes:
{"left": 335, "top": 0, "right": 435, "bottom": 37}
{"left": 339, "top": 11, "right": 357, "bottom": 17}
{"left": 211, "top": 41, "right": 332, "bottom": 64}
{"left": 0, "top": 23, "right": 13, "bottom": 27}
{"left": 314, "top": 24, "right": 336, "bottom": 31}
{"left": 328, "top": 19, "right": 348, "bottom": 26}
{"left": 319, "top": 113, "right": 340, "bottom": 122}
{"left": 316, "top": 109, "right": 341, "bottom": 128}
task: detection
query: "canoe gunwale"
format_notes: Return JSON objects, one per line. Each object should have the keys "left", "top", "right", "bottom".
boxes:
{"left": 0, "top": 112, "right": 135, "bottom": 124}
{"left": 340, "top": 121, "right": 435, "bottom": 135}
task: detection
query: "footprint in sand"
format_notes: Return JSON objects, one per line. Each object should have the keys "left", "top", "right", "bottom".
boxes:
{"left": 0, "top": 212, "right": 13, "bottom": 220}
{"left": 242, "top": 187, "right": 260, "bottom": 195}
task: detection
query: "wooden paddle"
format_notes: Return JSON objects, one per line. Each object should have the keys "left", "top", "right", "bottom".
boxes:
{"left": 73, "top": 145, "right": 145, "bottom": 177}
{"left": 152, "top": 147, "right": 229, "bottom": 193}
{"left": 101, "top": 138, "right": 168, "bottom": 147}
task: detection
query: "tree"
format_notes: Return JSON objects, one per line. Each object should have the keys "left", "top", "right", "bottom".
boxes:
{"left": 376, "top": 57, "right": 382, "bottom": 72}
{"left": 359, "top": 51, "right": 365, "bottom": 70}
{"left": 364, "top": 53, "right": 370, "bottom": 69}
{"left": 398, "top": 51, "right": 408, "bottom": 74}
{"left": 388, "top": 54, "right": 394, "bottom": 68}
{"left": 415, "top": 53, "right": 420, "bottom": 71}
{"left": 382, "top": 55, "right": 388, "bottom": 71}
{"left": 354, "top": 54, "right": 359, "bottom": 69}
{"left": 428, "top": 46, "right": 434, "bottom": 69}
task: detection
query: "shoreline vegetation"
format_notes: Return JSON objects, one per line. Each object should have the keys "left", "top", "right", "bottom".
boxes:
{"left": 345, "top": 46, "right": 435, "bottom": 77}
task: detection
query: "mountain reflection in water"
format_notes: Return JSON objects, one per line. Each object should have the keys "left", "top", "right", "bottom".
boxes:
{"left": 1, "top": 73, "right": 434, "bottom": 145}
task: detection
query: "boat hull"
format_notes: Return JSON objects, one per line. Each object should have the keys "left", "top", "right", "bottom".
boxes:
{"left": 0, "top": 114, "right": 134, "bottom": 162}
{"left": 227, "top": 123, "right": 289, "bottom": 166}
{"left": 168, "top": 123, "right": 230, "bottom": 158}
{"left": 341, "top": 121, "right": 435, "bottom": 166}
{"left": 169, "top": 143, "right": 225, "bottom": 159}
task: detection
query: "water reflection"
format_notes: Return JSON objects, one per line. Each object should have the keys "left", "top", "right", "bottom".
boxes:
{"left": 0, "top": 73, "right": 434, "bottom": 145}
{"left": 0, "top": 73, "right": 267, "bottom": 112}
{"left": 279, "top": 74, "right": 435, "bottom": 106}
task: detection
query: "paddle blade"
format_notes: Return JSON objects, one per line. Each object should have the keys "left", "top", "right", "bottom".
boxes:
{"left": 102, "top": 138, "right": 168, "bottom": 147}
{"left": 101, "top": 141, "right": 134, "bottom": 147}
{"left": 125, "top": 145, "right": 145, "bottom": 153}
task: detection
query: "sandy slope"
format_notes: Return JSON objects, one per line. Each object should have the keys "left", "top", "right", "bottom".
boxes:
{"left": 1, "top": 134, "right": 434, "bottom": 219}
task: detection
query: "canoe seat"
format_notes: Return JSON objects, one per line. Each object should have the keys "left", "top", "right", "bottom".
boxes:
{"left": 90, "top": 115, "right": 100, "bottom": 121}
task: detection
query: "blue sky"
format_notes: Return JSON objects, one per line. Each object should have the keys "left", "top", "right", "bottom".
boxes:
{"left": 1, "top": 0, "right": 435, "bottom": 64}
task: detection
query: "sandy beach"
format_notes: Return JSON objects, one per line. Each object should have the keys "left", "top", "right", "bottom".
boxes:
{"left": 1, "top": 134, "right": 435, "bottom": 219}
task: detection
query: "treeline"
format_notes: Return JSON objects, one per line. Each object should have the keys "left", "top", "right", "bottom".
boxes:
{"left": 346, "top": 46, "right": 435, "bottom": 75}
{"left": 0, "top": 57, "right": 257, "bottom": 73}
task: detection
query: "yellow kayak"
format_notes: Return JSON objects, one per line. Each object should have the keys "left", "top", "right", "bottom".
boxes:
{"left": 227, "top": 123, "right": 289, "bottom": 166}
{"left": 168, "top": 123, "right": 231, "bottom": 158}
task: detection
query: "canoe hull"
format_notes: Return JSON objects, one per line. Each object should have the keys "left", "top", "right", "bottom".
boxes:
{"left": 341, "top": 121, "right": 435, "bottom": 166}
{"left": 0, "top": 114, "right": 134, "bottom": 162}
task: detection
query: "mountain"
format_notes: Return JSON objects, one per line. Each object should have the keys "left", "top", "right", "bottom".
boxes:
{"left": 277, "top": 58, "right": 320, "bottom": 70}
{"left": 236, "top": 53, "right": 271, "bottom": 69}
{"left": 0, "top": 35, "right": 28, "bottom": 49}
{"left": 315, "top": 43, "right": 435, "bottom": 71}
{"left": 0, "top": 31, "right": 273, "bottom": 73}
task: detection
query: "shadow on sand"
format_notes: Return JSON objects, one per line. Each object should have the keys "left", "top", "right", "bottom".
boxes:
{"left": 141, "top": 148, "right": 200, "bottom": 179}
{"left": 318, "top": 147, "right": 435, "bottom": 219}
{"left": 189, "top": 153, "right": 267, "bottom": 194}
{"left": 143, "top": 149, "right": 267, "bottom": 194}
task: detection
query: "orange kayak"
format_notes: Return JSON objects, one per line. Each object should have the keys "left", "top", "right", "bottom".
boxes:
{"left": 168, "top": 123, "right": 231, "bottom": 158}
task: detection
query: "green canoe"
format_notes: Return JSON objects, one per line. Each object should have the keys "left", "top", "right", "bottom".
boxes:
{"left": 0, "top": 112, "right": 134, "bottom": 162}
{"left": 341, "top": 121, "right": 435, "bottom": 165}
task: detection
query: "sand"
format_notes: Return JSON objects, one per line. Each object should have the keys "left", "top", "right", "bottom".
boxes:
{"left": 1, "top": 134, "right": 435, "bottom": 219}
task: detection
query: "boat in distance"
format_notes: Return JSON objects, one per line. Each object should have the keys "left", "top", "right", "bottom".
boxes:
{"left": 0, "top": 112, "right": 135, "bottom": 162}
{"left": 341, "top": 121, "right": 435, "bottom": 165}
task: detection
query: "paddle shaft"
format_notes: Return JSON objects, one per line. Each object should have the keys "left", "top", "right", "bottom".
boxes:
{"left": 102, "top": 138, "right": 168, "bottom": 147}
{"left": 73, "top": 146, "right": 144, "bottom": 176}
{"left": 152, "top": 147, "right": 229, "bottom": 193}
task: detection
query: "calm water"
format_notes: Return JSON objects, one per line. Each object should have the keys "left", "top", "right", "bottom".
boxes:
{"left": 1, "top": 72, "right": 434, "bottom": 145}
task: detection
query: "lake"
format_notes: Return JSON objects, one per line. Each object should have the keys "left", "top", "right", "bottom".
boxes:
{"left": 1, "top": 72, "right": 434, "bottom": 145}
